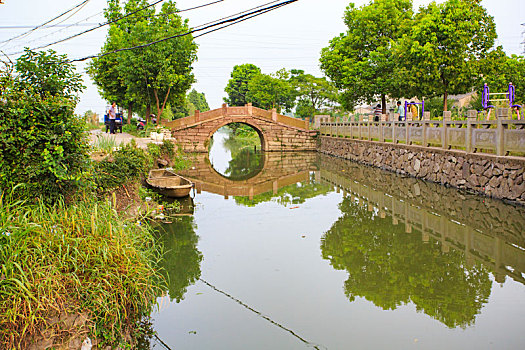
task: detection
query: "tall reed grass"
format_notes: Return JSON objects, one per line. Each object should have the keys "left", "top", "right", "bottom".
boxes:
{"left": 0, "top": 189, "right": 164, "bottom": 349}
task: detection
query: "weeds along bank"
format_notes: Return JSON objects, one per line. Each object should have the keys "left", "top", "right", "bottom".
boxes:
{"left": 0, "top": 195, "right": 162, "bottom": 349}
{"left": 0, "top": 137, "right": 190, "bottom": 348}
{"left": 0, "top": 49, "right": 193, "bottom": 348}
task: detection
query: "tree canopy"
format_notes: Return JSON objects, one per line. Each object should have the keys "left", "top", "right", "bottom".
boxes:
{"left": 224, "top": 63, "right": 262, "bottom": 106}
{"left": 320, "top": 0, "right": 413, "bottom": 112}
{"left": 245, "top": 70, "right": 297, "bottom": 113}
{"left": 88, "top": 0, "right": 197, "bottom": 121}
{"left": 394, "top": 0, "right": 497, "bottom": 110}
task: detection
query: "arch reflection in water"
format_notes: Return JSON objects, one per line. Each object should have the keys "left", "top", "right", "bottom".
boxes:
{"left": 319, "top": 153, "right": 525, "bottom": 328}
{"left": 180, "top": 151, "right": 332, "bottom": 205}
{"left": 209, "top": 125, "right": 263, "bottom": 180}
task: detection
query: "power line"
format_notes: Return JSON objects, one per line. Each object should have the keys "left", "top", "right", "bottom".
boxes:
{"left": 0, "top": 0, "right": 90, "bottom": 45}
{"left": 72, "top": 0, "right": 299, "bottom": 62}
{"left": 9, "top": 0, "right": 225, "bottom": 56}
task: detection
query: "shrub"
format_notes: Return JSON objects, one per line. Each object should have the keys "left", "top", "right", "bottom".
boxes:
{"left": 94, "top": 141, "right": 149, "bottom": 192}
{"left": 0, "top": 94, "right": 90, "bottom": 201}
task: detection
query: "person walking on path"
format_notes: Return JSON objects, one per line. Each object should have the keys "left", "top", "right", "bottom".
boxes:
{"left": 109, "top": 102, "right": 117, "bottom": 134}
{"left": 396, "top": 101, "right": 405, "bottom": 121}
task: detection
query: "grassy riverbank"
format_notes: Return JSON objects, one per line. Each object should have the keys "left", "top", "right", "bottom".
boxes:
{"left": 0, "top": 140, "right": 193, "bottom": 348}
{"left": 0, "top": 193, "right": 162, "bottom": 349}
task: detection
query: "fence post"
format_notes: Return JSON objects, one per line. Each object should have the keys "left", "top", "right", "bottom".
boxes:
{"left": 442, "top": 111, "right": 451, "bottom": 149}
{"left": 359, "top": 114, "right": 364, "bottom": 140}
{"left": 406, "top": 111, "right": 412, "bottom": 145}
{"left": 195, "top": 109, "right": 200, "bottom": 123}
{"left": 466, "top": 110, "right": 477, "bottom": 153}
{"left": 380, "top": 114, "right": 386, "bottom": 142}
{"left": 496, "top": 108, "right": 509, "bottom": 156}
{"left": 271, "top": 108, "right": 277, "bottom": 122}
{"left": 222, "top": 103, "right": 228, "bottom": 116}
{"left": 367, "top": 118, "right": 371, "bottom": 141}
{"left": 423, "top": 111, "right": 430, "bottom": 147}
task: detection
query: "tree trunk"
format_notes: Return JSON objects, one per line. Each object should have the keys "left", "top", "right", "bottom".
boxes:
{"left": 381, "top": 94, "right": 386, "bottom": 115}
{"left": 127, "top": 102, "right": 132, "bottom": 124}
{"left": 146, "top": 104, "right": 151, "bottom": 124}
{"left": 443, "top": 91, "right": 448, "bottom": 112}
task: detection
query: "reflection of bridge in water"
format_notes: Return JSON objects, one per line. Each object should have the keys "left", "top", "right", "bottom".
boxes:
{"left": 179, "top": 152, "right": 318, "bottom": 199}
{"left": 318, "top": 155, "right": 525, "bottom": 285}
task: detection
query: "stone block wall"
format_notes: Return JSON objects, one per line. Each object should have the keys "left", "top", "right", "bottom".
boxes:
{"left": 320, "top": 136, "right": 525, "bottom": 205}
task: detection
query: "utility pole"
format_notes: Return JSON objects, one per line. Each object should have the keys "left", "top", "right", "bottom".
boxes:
{"left": 522, "top": 23, "right": 525, "bottom": 55}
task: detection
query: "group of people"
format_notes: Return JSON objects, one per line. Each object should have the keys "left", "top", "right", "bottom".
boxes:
{"left": 373, "top": 101, "right": 420, "bottom": 122}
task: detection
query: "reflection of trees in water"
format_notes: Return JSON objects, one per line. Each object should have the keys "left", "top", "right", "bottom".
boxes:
{"left": 222, "top": 124, "right": 261, "bottom": 158}
{"left": 235, "top": 173, "right": 333, "bottom": 207}
{"left": 321, "top": 197, "right": 492, "bottom": 329}
{"left": 156, "top": 216, "right": 202, "bottom": 302}
{"left": 223, "top": 149, "right": 264, "bottom": 180}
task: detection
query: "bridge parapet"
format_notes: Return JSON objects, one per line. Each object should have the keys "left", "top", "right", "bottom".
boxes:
{"left": 163, "top": 104, "right": 316, "bottom": 152}
{"left": 163, "top": 104, "right": 309, "bottom": 131}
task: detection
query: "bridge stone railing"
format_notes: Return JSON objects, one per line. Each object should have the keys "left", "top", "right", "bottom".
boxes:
{"left": 163, "top": 103, "right": 309, "bottom": 131}
{"left": 320, "top": 109, "right": 525, "bottom": 156}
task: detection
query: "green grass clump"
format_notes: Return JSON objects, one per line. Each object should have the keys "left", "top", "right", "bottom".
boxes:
{"left": 93, "top": 134, "right": 119, "bottom": 153}
{"left": 0, "top": 190, "right": 163, "bottom": 349}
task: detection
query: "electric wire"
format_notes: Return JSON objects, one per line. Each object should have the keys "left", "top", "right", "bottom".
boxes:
{"left": 70, "top": 0, "right": 299, "bottom": 63}
{"left": 199, "top": 278, "right": 326, "bottom": 350}
{"left": 9, "top": 0, "right": 225, "bottom": 56}
{"left": 0, "top": 0, "right": 90, "bottom": 45}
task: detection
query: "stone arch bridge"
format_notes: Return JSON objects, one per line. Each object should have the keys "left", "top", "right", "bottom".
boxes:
{"left": 162, "top": 104, "right": 318, "bottom": 153}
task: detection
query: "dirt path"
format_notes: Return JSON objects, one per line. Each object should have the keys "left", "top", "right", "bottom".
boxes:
{"left": 89, "top": 129, "right": 152, "bottom": 148}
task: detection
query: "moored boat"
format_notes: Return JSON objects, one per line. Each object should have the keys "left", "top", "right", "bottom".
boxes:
{"left": 146, "top": 169, "right": 193, "bottom": 198}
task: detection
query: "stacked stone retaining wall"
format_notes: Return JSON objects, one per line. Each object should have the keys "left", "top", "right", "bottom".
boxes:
{"left": 320, "top": 136, "right": 525, "bottom": 205}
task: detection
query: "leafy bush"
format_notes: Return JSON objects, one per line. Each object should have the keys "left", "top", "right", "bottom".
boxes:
{"left": 94, "top": 141, "right": 149, "bottom": 192}
{"left": 0, "top": 94, "right": 90, "bottom": 201}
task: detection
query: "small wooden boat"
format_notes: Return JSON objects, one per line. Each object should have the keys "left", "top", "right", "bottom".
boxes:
{"left": 146, "top": 169, "right": 193, "bottom": 198}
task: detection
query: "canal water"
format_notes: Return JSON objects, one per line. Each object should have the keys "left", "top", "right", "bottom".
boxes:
{"left": 147, "top": 128, "right": 525, "bottom": 349}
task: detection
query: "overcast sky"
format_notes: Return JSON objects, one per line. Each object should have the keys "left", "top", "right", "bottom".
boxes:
{"left": 1, "top": 0, "right": 524, "bottom": 116}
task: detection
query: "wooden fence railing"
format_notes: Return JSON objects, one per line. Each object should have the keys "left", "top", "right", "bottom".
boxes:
{"left": 320, "top": 109, "right": 525, "bottom": 156}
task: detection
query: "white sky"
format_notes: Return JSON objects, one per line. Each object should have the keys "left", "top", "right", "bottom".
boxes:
{"left": 0, "top": 0, "right": 524, "bottom": 116}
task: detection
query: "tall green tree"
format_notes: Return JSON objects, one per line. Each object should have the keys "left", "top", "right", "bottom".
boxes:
{"left": 187, "top": 88, "right": 210, "bottom": 112}
{"left": 88, "top": 0, "right": 197, "bottom": 121}
{"left": 290, "top": 69, "right": 339, "bottom": 121}
{"left": 246, "top": 71, "right": 296, "bottom": 113}
{"left": 320, "top": 0, "right": 413, "bottom": 113}
{"left": 394, "top": 0, "right": 497, "bottom": 111}
{"left": 224, "top": 63, "right": 261, "bottom": 106}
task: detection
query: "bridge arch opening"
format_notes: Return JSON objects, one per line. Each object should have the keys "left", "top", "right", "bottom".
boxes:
{"left": 208, "top": 123, "right": 265, "bottom": 181}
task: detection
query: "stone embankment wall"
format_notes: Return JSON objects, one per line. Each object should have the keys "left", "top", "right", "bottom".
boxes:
{"left": 320, "top": 136, "right": 525, "bottom": 205}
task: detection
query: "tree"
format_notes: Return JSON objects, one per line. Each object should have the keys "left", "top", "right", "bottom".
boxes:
{"left": 88, "top": 0, "right": 197, "bottom": 121}
{"left": 246, "top": 72, "right": 296, "bottom": 113}
{"left": 320, "top": 0, "right": 413, "bottom": 113}
{"left": 224, "top": 63, "right": 261, "bottom": 106}
{"left": 15, "top": 49, "right": 84, "bottom": 102}
{"left": 187, "top": 88, "right": 210, "bottom": 112}
{"left": 290, "top": 69, "right": 339, "bottom": 121}
{"left": 394, "top": 0, "right": 497, "bottom": 111}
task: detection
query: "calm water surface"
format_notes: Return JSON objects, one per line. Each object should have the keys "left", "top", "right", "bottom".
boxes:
{"left": 148, "top": 129, "right": 525, "bottom": 349}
